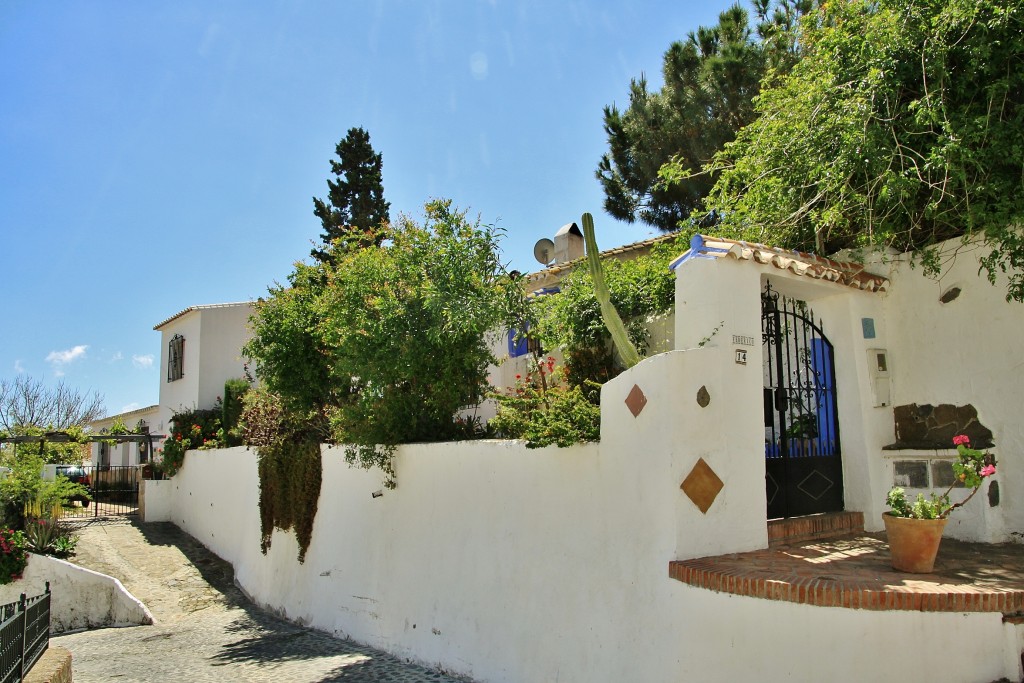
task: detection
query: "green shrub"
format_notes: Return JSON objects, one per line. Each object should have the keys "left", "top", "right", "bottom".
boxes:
{"left": 490, "top": 360, "right": 601, "bottom": 448}
{"left": 222, "top": 378, "right": 250, "bottom": 446}
{"left": 0, "top": 453, "right": 88, "bottom": 529}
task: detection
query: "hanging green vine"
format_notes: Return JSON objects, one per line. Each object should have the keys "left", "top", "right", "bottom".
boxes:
{"left": 256, "top": 436, "right": 321, "bottom": 563}
{"left": 242, "top": 388, "right": 324, "bottom": 563}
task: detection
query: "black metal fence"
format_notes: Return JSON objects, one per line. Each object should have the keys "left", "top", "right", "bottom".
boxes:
{"left": 56, "top": 465, "right": 139, "bottom": 518}
{"left": 0, "top": 584, "right": 51, "bottom": 683}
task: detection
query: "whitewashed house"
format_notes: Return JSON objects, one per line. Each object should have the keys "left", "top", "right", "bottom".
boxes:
{"left": 153, "top": 302, "right": 254, "bottom": 439}
{"left": 87, "top": 404, "right": 160, "bottom": 467}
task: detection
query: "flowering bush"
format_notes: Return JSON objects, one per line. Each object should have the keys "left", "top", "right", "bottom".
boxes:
{"left": 0, "top": 528, "right": 28, "bottom": 585}
{"left": 490, "top": 356, "right": 601, "bottom": 448}
{"left": 886, "top": 434, "right": 997, "bottom": 519}
{"left": 158, "top": 407, "right": 224, "bottom": 477}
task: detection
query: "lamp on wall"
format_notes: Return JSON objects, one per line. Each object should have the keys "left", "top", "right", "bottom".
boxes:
{"left": 138, "top": 438, "right": 148, "bottom": 464}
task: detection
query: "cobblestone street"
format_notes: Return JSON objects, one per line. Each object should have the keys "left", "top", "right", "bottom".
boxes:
{"left": 52, "top": 518, "right": 473, "bottom": 682}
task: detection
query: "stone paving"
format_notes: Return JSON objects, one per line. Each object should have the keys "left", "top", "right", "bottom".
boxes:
{"left": 52, "top": 518, "right": 474, "bottom": 683}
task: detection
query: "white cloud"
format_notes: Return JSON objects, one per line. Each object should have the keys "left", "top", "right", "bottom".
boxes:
{"left": 132, "top": 354, "right": 154, "bottom": 369}
{"left": 111, "top": 351, "right": 124, "bottom": 362}
{"left": 13, "top": 360, "right": 24, "bottom": 374}
{"left": 46, "top": 345, "right": 88, "bottom": 374}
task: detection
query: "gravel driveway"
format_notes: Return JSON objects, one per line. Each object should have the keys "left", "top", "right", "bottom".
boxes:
{"left": 52, "top": 518, "right": 473, "bottom": 682}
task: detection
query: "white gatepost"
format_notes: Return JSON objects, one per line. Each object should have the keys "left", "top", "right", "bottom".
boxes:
{"left": 645, "top": 252, "right": 768, "bottom": 559}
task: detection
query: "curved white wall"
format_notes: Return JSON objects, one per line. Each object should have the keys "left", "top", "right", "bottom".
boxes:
{"left": 0, "top": 554, "right": 152, "bottom": 633}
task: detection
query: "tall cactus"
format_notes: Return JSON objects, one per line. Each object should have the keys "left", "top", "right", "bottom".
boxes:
{"left": 582, "top": 212, "right": 641, "bottom": 369}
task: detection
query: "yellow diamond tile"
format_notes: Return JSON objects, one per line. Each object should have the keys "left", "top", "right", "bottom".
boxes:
{"left": 681, "top": 458, "right": 724, "bottom": 514}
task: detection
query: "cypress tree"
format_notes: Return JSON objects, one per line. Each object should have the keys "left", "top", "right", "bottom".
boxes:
{"left": 311, "top": 127, "right": 390, "bottom": 261}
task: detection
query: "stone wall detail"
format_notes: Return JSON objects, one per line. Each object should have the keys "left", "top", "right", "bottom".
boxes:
{"left": 887, "top": 403, "right": 994, "bottom": 449}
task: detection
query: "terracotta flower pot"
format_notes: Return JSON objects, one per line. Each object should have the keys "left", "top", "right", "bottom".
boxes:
{"left": 882, "top": 513, "right": 948, "bottom": 573}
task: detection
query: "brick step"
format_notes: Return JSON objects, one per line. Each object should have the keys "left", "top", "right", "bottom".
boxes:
{"left": 768, "top": 511, "right": 864, "bottom": 546}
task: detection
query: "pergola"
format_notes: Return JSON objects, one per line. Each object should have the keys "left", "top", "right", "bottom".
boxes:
{"left": 0, "top": 431, "right": 166, "bottom": 464}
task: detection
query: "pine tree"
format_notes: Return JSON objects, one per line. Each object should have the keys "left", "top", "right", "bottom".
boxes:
{"left": 596, "top": 0, "right": 812, "bottom": 232}
{"left": 311, "top": 127, "right": 390, "bottom": 262}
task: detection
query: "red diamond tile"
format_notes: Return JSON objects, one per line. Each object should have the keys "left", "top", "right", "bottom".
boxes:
{"left": 624, "top": 384, "right": 647, "bottom": 417}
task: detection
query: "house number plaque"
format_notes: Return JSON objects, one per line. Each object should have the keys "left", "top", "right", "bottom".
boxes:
{"left": 735, "top": 349, "right": 748, "bottom": 365}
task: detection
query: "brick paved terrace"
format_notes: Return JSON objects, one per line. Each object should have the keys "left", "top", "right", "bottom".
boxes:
{"left": 670, "top": 514, "right": 1024, "bottom": 617}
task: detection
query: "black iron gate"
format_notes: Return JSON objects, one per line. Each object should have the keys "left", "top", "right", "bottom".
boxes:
{"left": 762, "top": 282, "right": 843, "bottom": 519}
{"left": 56, "top": 465, "right": 139, "bottom": 518}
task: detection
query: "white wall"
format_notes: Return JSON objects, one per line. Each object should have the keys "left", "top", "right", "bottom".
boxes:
{"left": 158, "top": 310, "right": 203, "bottom": 434}
{"left": 195, "top": 304, "right": 253, "bottom": 411}
{"left": 875, "top": 241, "right": 1021, "bottom": 542}
{"left": 140, "top": 479, "right": 173, "bottom": 522}
{"left": 162, "top": 355, "right": 1020, "bottom": 682}
{"left": 672, "top": 256, "right": 767, "bottom": 554}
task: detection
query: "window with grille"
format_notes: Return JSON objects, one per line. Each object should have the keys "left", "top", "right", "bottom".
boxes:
{"left": 167, "top": 334, "right": 185, "bottom": 382}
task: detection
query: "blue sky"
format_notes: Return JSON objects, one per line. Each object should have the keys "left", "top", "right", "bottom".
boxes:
{"left": 0, "top": 1, "right": 735, "bottom": 419}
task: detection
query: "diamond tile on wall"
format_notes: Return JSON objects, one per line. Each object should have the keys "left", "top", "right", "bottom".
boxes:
{"left": 624, "top": 384, "right": 647, "bottom": 417}
{"left": 681, "top": 458, "right": 724, "bottom": 514}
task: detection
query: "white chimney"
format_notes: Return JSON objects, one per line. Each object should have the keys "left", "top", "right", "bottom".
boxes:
{"left": 553, "top": 222, "right": 583, "bottom": 264}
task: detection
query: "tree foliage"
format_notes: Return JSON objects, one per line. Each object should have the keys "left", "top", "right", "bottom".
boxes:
{"left": 318, "top": 200, "right": 513, "bottom": 466}
{"left": 311, "top": 127, "right": 391, "bottom": 261}
{"left": 244, "top": 263, "right": 336, "bottom": 424}
{"left": 696, "top": 0, "right": 1024, "bottom": 299}
{"left": 246, "top": 199, "right": 515, "bottom": 488}
{"left": 597, "top": 0, "right": 813, "bottom": 231}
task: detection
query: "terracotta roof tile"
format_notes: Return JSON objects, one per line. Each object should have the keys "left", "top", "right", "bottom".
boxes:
{"left": 670, "top": 235, "right": 889, "bottom": 292}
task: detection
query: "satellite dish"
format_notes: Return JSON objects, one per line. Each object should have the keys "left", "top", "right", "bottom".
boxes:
{"left": 533, "top": 238, "right": 555, "bottom": 266}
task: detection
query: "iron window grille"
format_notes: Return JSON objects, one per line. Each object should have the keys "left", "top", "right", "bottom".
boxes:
{"left": 167, "top": 334, "right": 185, "bottom": 382}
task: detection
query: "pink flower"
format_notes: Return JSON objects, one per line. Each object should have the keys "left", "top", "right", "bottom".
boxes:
{"left": 980, "top": 464, "right": 996, "bottom": 477}
{"left": 953, "top": 434, "right": 970, "bottom": 446}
